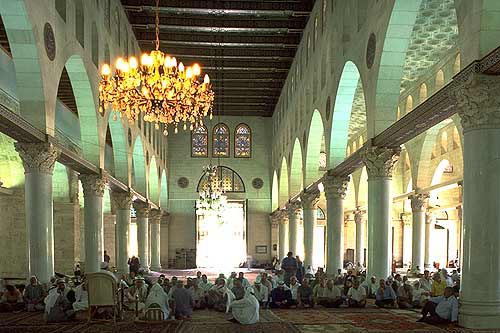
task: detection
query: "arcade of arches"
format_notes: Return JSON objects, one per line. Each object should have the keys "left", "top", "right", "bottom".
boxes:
{"left": 1, "top": 0, "right": 500, "bottom": 330}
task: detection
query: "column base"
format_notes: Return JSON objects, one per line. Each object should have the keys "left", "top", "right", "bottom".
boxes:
{"left": 150, "top": 265, "right": 162, "bottom": 272}
{"left": 459, "top": 300, "right": 500, "bottom": 329}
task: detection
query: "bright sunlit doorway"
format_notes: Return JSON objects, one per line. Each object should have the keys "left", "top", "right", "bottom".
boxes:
{"left": 196, "top": 201, "right": 247, "bottom": 270}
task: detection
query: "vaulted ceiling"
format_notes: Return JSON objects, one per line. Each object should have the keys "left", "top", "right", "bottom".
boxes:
{"left": 121, "top": 0, "right": 315, "bottom": 117}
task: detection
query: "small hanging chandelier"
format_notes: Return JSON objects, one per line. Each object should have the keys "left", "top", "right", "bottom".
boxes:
{"left": 98, "top": 0, "right": 214, "bottom": 135}
{"left": 196, "top": 164, "right": 227, "bottom": 219}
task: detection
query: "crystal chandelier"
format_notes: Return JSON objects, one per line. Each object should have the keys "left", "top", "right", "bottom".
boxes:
{"left": 196, "top": 164, "right": 227, "bottom": 219}
{"left": 98, "top": 0, "right": 214, "bottom": 135}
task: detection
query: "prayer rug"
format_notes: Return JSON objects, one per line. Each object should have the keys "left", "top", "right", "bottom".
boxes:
{"left": 270, "top": 308, "right": 354, "bottom": 325}
{"left": 189, "top": 308, "right": 281, "bottom": 323}
{"left": 176, "top": 321, "right": 298, "bottom": 333}
{"left": 338, "top": 312, "right": 445, "bottom": 331}
{"left": 294, "top": 323, "right": 365, "bottom": 333}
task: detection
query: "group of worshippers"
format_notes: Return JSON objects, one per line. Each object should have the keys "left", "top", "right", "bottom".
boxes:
{"left": 0, "top": 275, "right": 88, "bottom": 322}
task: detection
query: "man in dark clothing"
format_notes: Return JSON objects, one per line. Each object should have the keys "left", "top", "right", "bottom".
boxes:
{"left": 281, "top": 252, "right": 298, "bottom": 285}
{"left": 128, "top": 256, "right": 140, "bottom": 274}
{"left": 270, "top": 281, "right": 292, "bottom": 309}
{"left": 297, "top": 279, "right": 314, "bottom": 308}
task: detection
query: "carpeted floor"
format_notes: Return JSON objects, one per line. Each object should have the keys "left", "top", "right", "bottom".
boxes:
{"left": 1, "top": 305, "right": 499, "bottom": 333}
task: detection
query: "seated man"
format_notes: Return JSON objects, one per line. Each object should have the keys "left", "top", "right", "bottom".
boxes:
{"left": 419, "top": 270, "right": 433, "bottom": 294}
{"left": 288, "top": 276, "right": 301, "bottom": 307}
{"left": 44, "top": 279, "right": 75, "bottom": 322}
{"left": 190, "top": 278, "right": 206, "bottom": 310}
{"left": 238, "top": 272, "right": 250, "bottom": 289}
{"left": 334, "top": 269, "right": 345, "bottom": 286}
{"left": 72, "top": 281, "right": 88, "bottom": 312}
{"left": 312, "top": 278, "right": 327, "bottom": 303}
{"left": 198, "top": 274, "right": 213, "bottom": 293}
{"left": 252, "top": 279, "right": 269, "bottom": 307}
{"left": 417, "top": 287, "right": 458, "bottom": 325}
{"left": 0, "top": 285, "right": 24, "bottom": 312}
{"left": 207, "top": 278, "right": 229, "bottom": 312}
{"left": 347, "top": 279, "right": 367, "bottom": 308}
{"left": 318, "top": 279, "right": 343, "bottom": 308}
{"left": 145, "top": 283, "right": 170, "bottom": 320}
{"left": 270, "top": 281, "right": 292, "bottom": 309}
{"left": 362, "top": 276, "right": 378, "bottom": 298}
{"left": 125, "top": 277, "right": 148, "bottom": 313}
{"left": 431, "top": 273, "right": 447, "bottom": 297}
{"left": 24, "top": 276, "right": 45, "bottom": 312}
{"left": 297, "top": 279, "right": 314, "bottom": 308}
{"left": 397, "top": 281, "right": 413, "bottom": 309}
{"left": 171, "top": 280, "right": 194, "bottom": 320}
{"left": 231, "top": 279, "right": 246, "bottom": 301}
{"left": 375, "top": 279, "right": 397, "bottom": 308}
{"left": 412, "top": 280, "right": 430, "bottom": 308}
{"left": 229, "top": 289, "right": 259, "bottom": 325}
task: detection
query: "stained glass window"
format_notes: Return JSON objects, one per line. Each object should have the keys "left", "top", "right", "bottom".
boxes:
{"left": 235, "top": 123, "right": 251, "bottom": 158}
{"left": 197, "top": 166, "right": 245, "bottom": 193}
{"left": 212, "top": 123, "right": 230, "bottom": 157}
{"left": 319, "top": 151, "right": 327, "bottom": 170}
{"left": 191, "top": 125, "right": 208, "bottom": 157}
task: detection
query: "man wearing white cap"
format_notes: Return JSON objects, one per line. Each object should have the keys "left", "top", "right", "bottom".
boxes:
{"left": 252, "top": 277, "right": 269, "bottom": 307}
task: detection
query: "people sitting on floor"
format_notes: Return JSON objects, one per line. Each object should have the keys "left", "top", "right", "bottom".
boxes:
{"left": 318, "top": 279, "right": 343, "bottom": 308}
{"left": 375, "top": 279, "right": 397, "bottom": 308}
{"left": 270, "top": 281, "right": 292, "bottom": 309}
{"left": 362, "top": 275, "right": 378, "bottom": 298}
{"left": 288, "top": 276, "right": 300, "bottom": 306}
{"left": 238, "top": 272, "right": 250, "bottom": 289}
{"left": 397, "top": 280, "right": 413, "bottom": 309}
{"left": 312, "top": 277, "right": 327, "bottom": 303}
{"left": 347, "top": 279, "right": 367, "bottom": 308}
{"left": 431, "top": 273, "right": 447, "bottom": 297}
{"left": 72, "top": 280, "right": 88, "bottom": 312}
{"left": 260, "top": 273, "right": 273, "bottom": 297}
{"left": 190, "top": 278, "right": 206, "bottom": 309}
{"left": 419, "top": 270, "right": 433, "bottom": 294}
{"left": 125, "top": 276, "right": 148, "bottom": 313}
{"left": 0, "top": 285, "right": 24, "bottom": 312}
{"left": 207, "top": 278, "right": 229, "bottom": 312}
{"left": 417, "top": 287, "right": 458, "bottom": 325}
{"left": 229, "top": 288, "right": 259, "bottom": 325}
{"left": 252, "top": 278, "right": 269, "bottom": 307}
{"left": 44, "top": 279, "right": 75, "bottom": 322}
{"left": 198, "top": 274, "right": 213, "bottom": 293}
{"left": 297, "top": 278, "right": 314, "bottom": 308}
{"left": 412, "top": 280, "right": 430, "bottom": 308}
{"left": 334, "top": 269, "right": 345, "bottom": 286}
{"left": 227, "top": 272, "right": 238, "bottom": 289}
{"left": 171, "top": 280, "right": 194, "bottom": 320}
{"left": 24, "top": 276, "right": 45, "bottom": 312}
{"left": 145, "top": 282, "right": 170, "bottom": 320}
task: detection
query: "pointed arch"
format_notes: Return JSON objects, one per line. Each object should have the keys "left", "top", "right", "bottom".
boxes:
{"left": 191, "top": 124, "right": 208, "bottom": 157}
{"left": 290, "top": 138, "right": 304, "bottom": 197}
{"left": 212, "top": 123, "right": 230, "bottom": 157}
{"left": 148, "top": 156, "right": 159, "bottom": 205}
{"left": 132, "top": 136, "right": 146, "bottom": 195}
{"left": 305, "top": 110, "right": 325, "bottom": 185}
{"left": 160, "top": 169, "right": 168, "bottom": 209}
{"left": 107, "top": 113, "right": 128, "bottom": 183}
{"left": 279, "top": 157, "right": 289, "bottom": 206}
{"left": 234, "top": 123, "right": 251, "bottom": 158}
{"left": 272, "top": 170, "right": 279, "bottom": 211}
{"left": 419, "top": 84, "right": 427, "bottom": 104}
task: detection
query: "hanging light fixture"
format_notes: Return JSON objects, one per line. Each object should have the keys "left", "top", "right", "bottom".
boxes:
{"left": 98, "top": 0, "right": 214, "bottom": 135}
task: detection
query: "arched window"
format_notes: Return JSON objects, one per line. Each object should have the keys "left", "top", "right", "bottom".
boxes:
{"left": 212, "top": 123, "right": 230, "bottom": 157}
{"left": 453, "top": 54, "right": 460, "bottom": 75}
{"left": 197, "top": 166, "right": 245, "bottom": 193}
{"left": 191, "top": 125, "right": 208, "bottom": 157}
{"left": 318, "top": 151, "right": 327, "bottom": 170}
{"left": 234, "top": 123, "right": 251, "bottom": 158}
{"left": 419, "top": 83, "right": 427, "bottom": 104}
{"left": 435, "top": 70, "right": 445, "bottom": 90}
{"left": 440, "top": 131, "right": 448, "bottom": 154}
{"left": 406, "top": 95, "right": 413, "bottom": 113}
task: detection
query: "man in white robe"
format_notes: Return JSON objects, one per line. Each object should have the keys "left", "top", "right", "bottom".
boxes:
{"left": 145, "top": 283, "right": 170, "bottom": 320}
{"left": 72, "top": 282, "right": 88, "bottom": 311}
{"left": 229, "top": 289, "right": 259, "bottom": 325}
{"left": 125, "top": 277, "right": 148, "bottom": 313}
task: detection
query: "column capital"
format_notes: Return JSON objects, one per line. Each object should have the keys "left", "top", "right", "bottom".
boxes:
{"left": 286, "top": 201, "right": 301, "bottom": 218}
{"left": 80, "top": 173, "right": 108, "bottom": 197}
{"left": 110, "top": 191, "right": 133, "bottom": 211}
{"left": 133, "top": 201, "right": 150, "bottom": 218}
{"left": 453, "top": 73, "right": 500, "bottom": 131}
{"left": 354, "top": 208, "right": 366, "bottom": 224}
{"left": 300, "top": 188, "right": 320, "bottom": 210}
{"left": 161, "top": 211, "right": 171, "bottom": 225}
{"left": 425, "top": 212, "right": 435, "bottom": 224}
{"left": 323, "top": 172, "right": 349, "bottom": 200}
{"left": 361, "top": 146, "right": 401, "bottom": 179}
{"left": 409, "top": 193, "right": 429, "bottom": 212}
{"left": 14, "top": 142, "right": 60, "bottom": 175}
{"left": 149, "top": 208, "right": 162, "bottom": 223}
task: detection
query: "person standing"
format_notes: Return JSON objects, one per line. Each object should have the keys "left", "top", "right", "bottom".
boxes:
{"left": 281, "top": 252, "right": 298, "bottom": 285}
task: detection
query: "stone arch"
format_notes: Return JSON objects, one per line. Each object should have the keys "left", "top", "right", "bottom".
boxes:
{"left": 0, "top": 133, "right": 24, "bottom": 188}
{"left": 62, "top": 55, "right": 100, "bottom": 166}
{"left": 419, "top": 83, "right": 427, "bottom": 104}
{"left": 429, "top": 159, "right": 452, "bottom": 204}
{"left": 107, "top": 113, "right": 128, "bottom": 183}
{"left": 148, "top": 156, "right": 159, "bottom": 205}
{"left": 290, "top": 138, "right": 304, "bottom": 198}
{"left": 356, "top": 167, "right": 368, "bottom": 208}
{"left": 0, "top": 1, "right": 46, "bottom": 130}
{"left": 278, "top": 157, "right": 289, "bottom": 206}
{"left": 373, "top": 0, "right": 422, "bottom": 135}
{"left": 272, "top": 170, "right": 279, "bottom": 211}
{"left": 104, "top": 125, "right": 114, "bottom": 175}
{"left": 305, "top": 110, "right": 325, "bottom": 185}
{"left": 132, "top": 136, "right": 146, "bottom": 195}
{"left": 453, "top": 54, "right": 460, "bottom": 74}
{"left": 160, "top": 169, "right": 168, "bottom": 209}
{"left": 53, "top": 162, "right": 69, "bottom": 202}
{"left": 435, "top": 69, "right": 445, "bottom": 90}
{"left": 329, "top": 61, "right": 365, "bottom": 168}
{"left": 406, "top": 95, "right": 413, "bottom": 113}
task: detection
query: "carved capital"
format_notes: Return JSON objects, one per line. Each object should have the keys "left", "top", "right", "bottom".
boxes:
{"left": 286, "top": 201, "right": 301, "bottom": 219}
{"left": 133, "top": 201, "right": 150, "bottom": 218}
{"left": 354, "top": 208, "right": 366, "bottom": 224}
{"left": 79, "top": 173, "right": 107, "bottom": 197}
{"left": 14, "top": 142, "right": 60, "bottom": 175}
{"left": 425, "top": 212, "right": 435, "bottom": 225}
{"left": 110, "top": 191, "right": 133, "bottom": 211}
{"left": 453, "top": 73, "right": 500, "bottom": 131}
{"left": 149, "top": 208, "right": 162, "bottom": 223}
{"left": 409, "top": 193, "right": 429, "bottom": 212}
{"left": 323, "top": 171, "right": 349, "bottom": 200}
{"left": 161, "top": 211, "right": 171, "bottom": 225}
{"left": 300, "top": 188, "right": 320, "bottom": 210}
{"left": 361, "top": 146, "right": 400, "bottom": 179}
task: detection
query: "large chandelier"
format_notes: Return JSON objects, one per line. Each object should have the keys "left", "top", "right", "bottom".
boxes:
{"left": 196, "top": 164, "right": 227, "bottom": 219}
{"left": 98, "top": 0, "right": 214, "bottom": 135}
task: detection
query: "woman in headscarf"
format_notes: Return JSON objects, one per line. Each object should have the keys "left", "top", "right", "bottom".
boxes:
{"left": 145, "top": 283, "right": 170, "bottom": 320}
